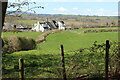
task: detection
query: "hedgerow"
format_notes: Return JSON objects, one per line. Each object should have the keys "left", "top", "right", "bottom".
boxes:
{"left": 2, "top": 36, "right": 36, "bottom": 54}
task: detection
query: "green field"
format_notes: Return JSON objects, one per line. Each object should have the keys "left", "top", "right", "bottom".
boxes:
{"left": 2, "top": 31, "right": 42, "bottom": 40}
{"left": 38, "top": 31, "right": 118, "bottom": 53}
{"left": 2, "top": 27, "right": 118, "bottom": 78}
{"left": 2, "top": 27, "right": 118, "bottom": 54}
{"left": 8, "top": 29, "right": 118, "bottom": 58}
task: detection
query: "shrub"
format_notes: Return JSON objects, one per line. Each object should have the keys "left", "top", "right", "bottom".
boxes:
{"left": 18, "top": 37, "right": 36, "bottom": 50}
{"left": 2, "top": 36, "right": 36, "bottom": 54}
{"left": 64, "top": 41, "right": 118, "bottom": 78}
{"left": 84, "top": 29, "right": 120, "bottom": 33}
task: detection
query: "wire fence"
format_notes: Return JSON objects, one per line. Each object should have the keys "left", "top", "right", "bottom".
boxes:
{"left": 2, "top": 40, "right": 119, "bottom": 80}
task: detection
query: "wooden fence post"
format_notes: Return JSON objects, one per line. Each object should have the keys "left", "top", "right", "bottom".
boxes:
{"left": 60, "top": 45, "right": 67, "bottom": 80}
{"left": 19, "top": 58, "right": 24, "bottom": 80}
{"left": 105, "top": 40, "right": 110, "bottom": 80}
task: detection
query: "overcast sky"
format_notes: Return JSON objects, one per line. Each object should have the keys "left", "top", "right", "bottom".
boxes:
{"left": 7, "top": 0, "right": 119, "bottom": 16}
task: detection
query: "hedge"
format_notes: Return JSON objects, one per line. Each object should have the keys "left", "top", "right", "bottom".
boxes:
{"left": 2, "top": 36, "right": 36, "bottom": 54}
{"left": 84, "top": 29, "right": 120, "bottom": 33}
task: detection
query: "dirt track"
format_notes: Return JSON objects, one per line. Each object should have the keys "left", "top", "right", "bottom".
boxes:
{"left": 36, "top": 29, "right": 62, "bottom": 43}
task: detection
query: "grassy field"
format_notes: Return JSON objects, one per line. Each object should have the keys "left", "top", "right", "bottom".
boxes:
{"left": 2, "top": 27, "right": 118, "bottom": 78}
{"left": 2, "top": 27, "right": 118, "bottom": 54}
{"left": 7, "top": 29, "right": 118, "bottom": 57}
{"left": 2, "top": 31, "right": 42, "bottom": 40}
{"left": 38, "top": 30, "right": 118, "bottom": 54}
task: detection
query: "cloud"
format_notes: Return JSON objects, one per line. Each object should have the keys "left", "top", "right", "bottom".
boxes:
{"left": 96, "top": 8, "right": 106, "bottom": 16}
{"left": 82, "top": 8, "right": 107, "bottom": 16}
{"left": 53, "top": 7, "right": 68, "bottom": 11}
{"left": 83, "top": 8, "right": 93, "bottom": 14}
{"left": 112, "top": 12, "right": 118, "bottom": 14}
{"left": 83, "top": 8, "right": 93, "bottom": 12}
{"left": 97, "top": 8, "right": 105, "bottom": 13}
{"left": 87, "top": 8, "right": 118, "bottom": 16}
{"left": 73, "top": 8, "right": 79, "bottom": 11}
{"left": 44, "top": 3, "right": 49, "bottom": 7}
{"left": 112, "top": 12, "right": 118, "bottom": 16}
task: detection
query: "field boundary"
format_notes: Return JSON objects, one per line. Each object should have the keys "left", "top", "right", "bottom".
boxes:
{"left": 84, "top": 28, "right": 120, "bottom": 33}
{"left": 36, "top": 29, "right": 62, "bottom": 43}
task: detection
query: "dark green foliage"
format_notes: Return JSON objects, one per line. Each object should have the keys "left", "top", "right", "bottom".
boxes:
{"left": 84, "top": 29, "right": 120, "bottom": 33}
{"left": 18, "top": 37, "right": 36, "bottom": 50}
{"left": 64, "top": 41, "right": 118, "bottom": 78}
{"left": 108, "top": 42, "right": 119, "bottom": 77}
{"left": 3, "top": 36, "right": 21, "bottom": 53}
{"left": 2, "top": 36, "right": 36, "bottom": 54}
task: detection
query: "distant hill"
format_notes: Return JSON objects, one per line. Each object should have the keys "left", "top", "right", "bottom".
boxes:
{"left": 6, "top": 11, "right": 63, "bottom": 16}
{"left": 6, "top": 11, "right": 117, "bottom": 17}
{"left": 5, "top": 11, "right": 118, "bottom": 28}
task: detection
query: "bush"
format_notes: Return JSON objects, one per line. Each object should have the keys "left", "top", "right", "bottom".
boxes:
{"left": 64, "top": 41, "right": 118, "bottom": 78}
{"left": 84, "top": 29, "right": 120, "bottom": 33}
{"left": 18, "top": 37, "right": 36, "bottom": 50}
{"left": 2, "top": 36, "right": 36, "bottom": 54}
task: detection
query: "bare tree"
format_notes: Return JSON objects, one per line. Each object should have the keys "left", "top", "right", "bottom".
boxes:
{"left": 7, "top": 0, "right": 44, "bottom": 17}
{"left": 1, "top": 0, "right": 44, "bottom": 46}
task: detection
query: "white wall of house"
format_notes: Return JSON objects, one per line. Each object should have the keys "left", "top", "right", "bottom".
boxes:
{"left": 39, "top": 24, "right": 45, "bottom": 32}
{"left": 58, "top": 21, "right": 65, "bottom": 30}
{"left": 32, "top": 21, "right": 46, "bottom": 32}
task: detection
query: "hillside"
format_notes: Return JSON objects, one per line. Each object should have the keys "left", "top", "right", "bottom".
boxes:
{"left": 5, "top": 13, "right": 118, "bottom": 28}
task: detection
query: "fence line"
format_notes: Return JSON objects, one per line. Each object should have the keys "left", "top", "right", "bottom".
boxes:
{"left": 16, "top": 40, "right": 111, "bottom": 80}
{"left": 19, "top": 58, "right": 24, "bottom": 80}
{"left": 60, "top": 45, "right": 67, "bottom": 80}
{"left": 105, "top": 40, "right": 110, "bottom": 80}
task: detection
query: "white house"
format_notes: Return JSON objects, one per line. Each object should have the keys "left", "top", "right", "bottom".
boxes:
{"left": 58, "top": 21, "right": 66, "bottom": 30}
{"left": 31, "top": 20, "right": 66, "bottom": 32}
{"left": 32, "top": 21, "right": 51, "bottom": 32}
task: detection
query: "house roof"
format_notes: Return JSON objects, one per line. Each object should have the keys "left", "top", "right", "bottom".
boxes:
{"left": 46, "top": 21, "right": 57, "bottom": 29}
{"left": 34, "top": 20, "right": 65, "bottom": 29}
